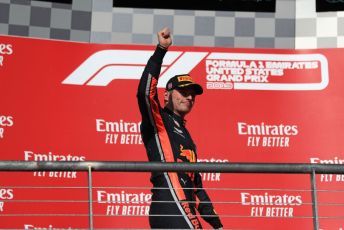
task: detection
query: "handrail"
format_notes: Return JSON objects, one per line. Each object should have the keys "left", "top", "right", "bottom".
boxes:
{"left": 0, "top": 161, "right": 343, "bottom": 174}
{"left": 1, "top": 160, "right": 343, "bottom": 230}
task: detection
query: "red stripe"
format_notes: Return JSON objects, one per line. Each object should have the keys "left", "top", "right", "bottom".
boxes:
{"left": 149, "top": 77, "right": 186, "bottom": 200}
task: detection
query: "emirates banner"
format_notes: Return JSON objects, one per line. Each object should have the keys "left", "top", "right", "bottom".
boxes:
{"left": 0, "top": 35, "right": 343, "bottom": 229}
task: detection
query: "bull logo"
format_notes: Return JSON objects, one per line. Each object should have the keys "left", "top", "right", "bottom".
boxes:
{"left": 179, "top": 145, "right": 196, "bottom": 163}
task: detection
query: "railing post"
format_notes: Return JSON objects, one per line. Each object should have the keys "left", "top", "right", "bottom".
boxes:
{"left": 88, "top": 165, "right": 94, "bottom": 230}
{"left": 311, "top": 169, "right": 319, "bottom": 230}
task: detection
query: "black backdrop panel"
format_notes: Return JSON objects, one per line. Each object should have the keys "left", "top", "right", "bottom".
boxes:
{"left": 316, "top": 0, "right": 344, "bottom": 12}
{"left": 113, "top": 0, "right": 276, "bottom": 12}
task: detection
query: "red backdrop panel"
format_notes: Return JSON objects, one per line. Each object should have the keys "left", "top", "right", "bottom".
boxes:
{"left": 0, "top": 35, "right": 343, "bottom": 229}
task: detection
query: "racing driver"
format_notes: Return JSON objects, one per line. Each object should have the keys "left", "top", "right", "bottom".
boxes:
{"left": 137, "top": 27, "right": 223, "bottom": 229}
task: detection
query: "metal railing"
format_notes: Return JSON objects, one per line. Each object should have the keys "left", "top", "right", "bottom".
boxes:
{"left": 0, "top": 161, "right": 344, "bottom": 230}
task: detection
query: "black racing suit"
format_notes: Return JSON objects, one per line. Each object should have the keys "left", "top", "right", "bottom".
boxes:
{"left": 137, "top": 45, "right": 223, "bottom": 229}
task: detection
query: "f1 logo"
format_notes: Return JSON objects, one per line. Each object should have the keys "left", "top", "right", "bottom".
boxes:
{"left": 62, "top": 50, "right": 208, "bottom": 87}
